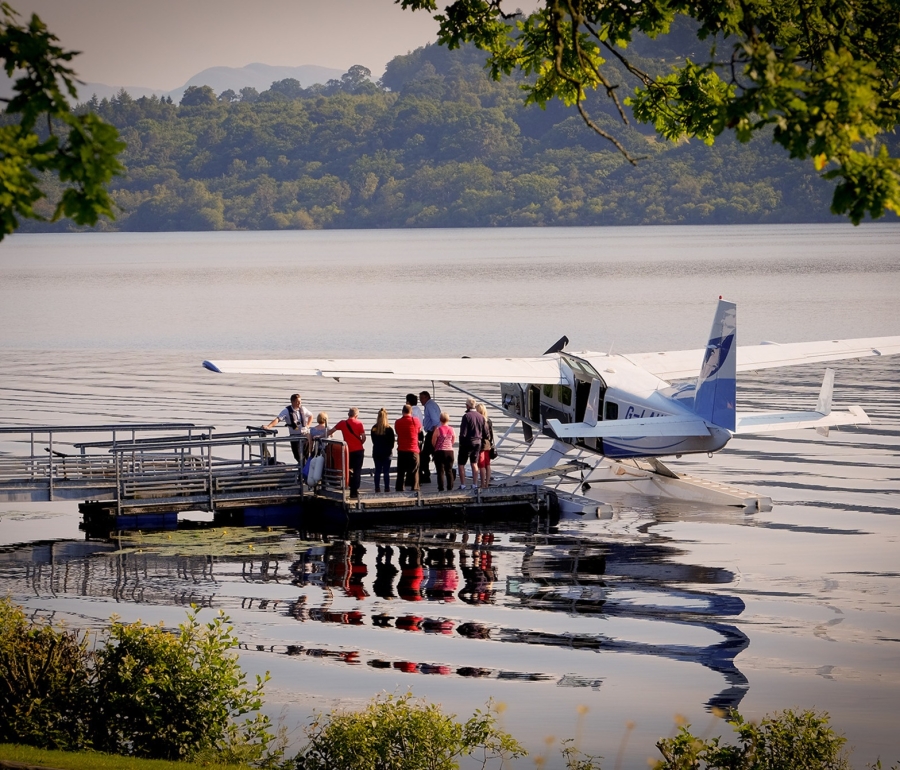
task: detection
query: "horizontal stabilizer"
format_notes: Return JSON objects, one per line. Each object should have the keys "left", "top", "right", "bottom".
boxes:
{"left": 734, "top": 405, "right": 869, "bottom": 435}
{"left": 548, "top": 414, "right": 711, "bottom": 439}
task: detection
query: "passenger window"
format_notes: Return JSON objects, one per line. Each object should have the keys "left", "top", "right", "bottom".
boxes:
{"left": 605, "top": 402, "right": 618, "bottom": 420}
{"left": 542, "top": 384, "right": 554, "bottom": 398}
{"left": 560, "top": 385, "right": 572, "bottom": 406}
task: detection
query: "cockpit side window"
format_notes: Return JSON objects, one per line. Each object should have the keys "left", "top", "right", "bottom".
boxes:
{"left": 542, "top": 383, "right": 554, "bottom": 398}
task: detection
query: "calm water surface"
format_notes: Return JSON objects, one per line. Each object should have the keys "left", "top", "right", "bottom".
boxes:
{"left": 1, "top": 226, "right": 899, "bottom": 768}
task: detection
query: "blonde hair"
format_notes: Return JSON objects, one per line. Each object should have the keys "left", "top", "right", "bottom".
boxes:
{"left": 316, "top": 412, "right": 328, "bottom": 425}
{"left": 439, "top": 412, "right": 450, "bottom": 424}
{"left": 373, "top": 408, "right": 389, "bottom": 435}
{"left": 475, "top": 403, "right": 487, "bottom": 417}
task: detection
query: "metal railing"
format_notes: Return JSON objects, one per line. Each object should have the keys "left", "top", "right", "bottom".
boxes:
{"left": 0, "top": 424, "right": 211, "bottom": 500}
{"left": 106, "top": 433, "right": 350, "bottom": 515}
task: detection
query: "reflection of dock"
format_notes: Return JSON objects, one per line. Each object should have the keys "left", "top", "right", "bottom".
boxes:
{"left": 0, "top": 424, "right": 554, "bottom": 533}
{"left": 0, "top": 527, "right": 748, "bottom": 710}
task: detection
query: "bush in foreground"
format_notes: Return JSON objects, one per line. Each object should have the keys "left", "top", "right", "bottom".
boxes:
{"left": 0, "top": 598, "right": 276, "bottom": 765}
{"left": 92, "top": 611, "right": 274, "bottom": 762}
{"left": 293, "top": 692, "right": 525, "bottom": 770}
{"left": 654, "top": 709, "right": 851, "bottom": 770}
{"left": 0, "top": 599, "right": 94, "bottom": 749}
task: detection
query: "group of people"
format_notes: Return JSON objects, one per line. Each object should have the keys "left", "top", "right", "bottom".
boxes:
{"left": 264, "top": 391, "right": 496, "bottom": 498}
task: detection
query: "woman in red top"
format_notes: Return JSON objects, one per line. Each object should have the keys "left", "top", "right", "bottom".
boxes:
{"left": 328, "top": 407, "right": 366, "bottom": 498}
{"left": 394, "top": 404, "right": 422, "bottom": 491}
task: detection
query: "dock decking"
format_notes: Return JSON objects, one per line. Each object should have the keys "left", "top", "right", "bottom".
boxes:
{"left": 0, "top": 424, "right": 555, "bottom": 533}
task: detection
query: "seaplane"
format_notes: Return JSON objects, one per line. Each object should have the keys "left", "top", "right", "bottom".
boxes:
{"left": 203, "top": 299, "right": 900, "bottom": 511}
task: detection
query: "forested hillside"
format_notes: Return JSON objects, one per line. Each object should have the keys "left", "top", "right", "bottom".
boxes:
{"left": 20, "top": 40, "right": 883, "bottom": 233}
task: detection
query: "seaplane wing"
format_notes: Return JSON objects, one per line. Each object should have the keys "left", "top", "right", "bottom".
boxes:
{"left": 621, "top": 336, "right": 900, "bottom": 381}
{"left": 202, "top": 356, "right": 565, "bottom": 384}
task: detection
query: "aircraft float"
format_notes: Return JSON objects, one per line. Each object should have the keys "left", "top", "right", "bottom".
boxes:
{"left": 203, "top": 299, "right": 900, "bottom": 511}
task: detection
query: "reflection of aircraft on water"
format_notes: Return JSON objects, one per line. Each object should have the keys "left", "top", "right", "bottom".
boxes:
{"left": 203, "top": 299, "right": 900, "bottom": 508}
{"left": 2, "top": 530, "right": 748, "bottom": 707}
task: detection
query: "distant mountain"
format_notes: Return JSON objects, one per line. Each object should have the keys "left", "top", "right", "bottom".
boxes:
{"left": 0, "top": 62, "right": 346, "bottom": 103}
{"left": 172, "top": 63, "right": 345, "bottom": 100}
{"left": 74, "top": 82, "right": 166, "bottom": 101}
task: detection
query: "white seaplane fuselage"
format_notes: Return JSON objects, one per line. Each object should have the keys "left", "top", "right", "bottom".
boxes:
{"left": 498, "top": 350, "right": 732, "bottom": 460}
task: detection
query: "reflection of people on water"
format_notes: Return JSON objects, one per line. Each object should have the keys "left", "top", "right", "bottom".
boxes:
{"left": 325, "top": 541, "right": 350, "bottom": 589}
{"left": 288, "top": 594, "right": 310, "bottom": 622}
{"left": 423, "top": 618, "right": 455, "bottom": 634}
{"left": 395, "top": 615, "right": 424, "bottom": 632}
{"left": 424, "top": 548, "right": 458, "bottom": 603}
{"left": 398, "top": 546, "right": 423, "bottom": 601}
{"left": 459, "top": 547, "right": 497, "bottom": 605}
{"left": 373, "top": 545, "right": 398, "bottom": 599}
{"left": 346, "top": 542, "right": 369, "bottom": 600}
{"left": 457, "top": 622, "right": 492, "bottom": 639}
{"left": 326, "top": 540, "right": 370, "bottom": 599}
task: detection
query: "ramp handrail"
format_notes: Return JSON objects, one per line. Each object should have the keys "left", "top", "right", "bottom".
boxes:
{"left": 0, "top": 423, "right": 206, "bottom": 435}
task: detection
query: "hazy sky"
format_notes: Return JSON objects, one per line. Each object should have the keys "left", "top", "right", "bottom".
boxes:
{"left": 13, "top": 0, "right": 442, "bottom": 89}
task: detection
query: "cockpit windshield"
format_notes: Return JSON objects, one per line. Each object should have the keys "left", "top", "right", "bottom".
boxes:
{"left": 561, "top": 354, "right": 602, "bottom": 381}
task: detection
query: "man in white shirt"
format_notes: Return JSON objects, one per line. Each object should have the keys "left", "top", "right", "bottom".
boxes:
{"left": 264, "top": 393, "right": 312, "bottom": 463}
{"left": 419, "top": 390, "right": 441, "bottom": 484}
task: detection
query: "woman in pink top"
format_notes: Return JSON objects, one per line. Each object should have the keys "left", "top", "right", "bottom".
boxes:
{"left": 431, "top": 412, "right": 456, "bottom": 492}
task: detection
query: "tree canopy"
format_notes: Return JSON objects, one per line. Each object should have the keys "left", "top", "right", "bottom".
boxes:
{"left": 0, "top": 2, "right": 123, "bottom": 239}
{"left": 21, "top": 41, "right": 871, "bottom": 234}
{"left": 398, "top": 0, "right": 900, "bottom": 224}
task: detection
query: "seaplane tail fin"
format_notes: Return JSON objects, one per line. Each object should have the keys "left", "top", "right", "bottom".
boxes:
{"left": 815, "top": 368, "right": 835, "bottom": 436}
{"left": 692, "top": 298, "right": 737, "bottom": 432}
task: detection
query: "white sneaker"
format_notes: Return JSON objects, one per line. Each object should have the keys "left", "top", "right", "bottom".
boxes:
{"left": 458, "top": 484, "right": 467, "bottom": 490}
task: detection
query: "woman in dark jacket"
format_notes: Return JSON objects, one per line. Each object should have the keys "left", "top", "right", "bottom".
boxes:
{"left": 370, "top": 408, "right": 395, "bottom": 493}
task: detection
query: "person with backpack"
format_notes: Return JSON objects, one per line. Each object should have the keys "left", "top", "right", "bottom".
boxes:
{"left": 263, "top": 393, "right": 312, "bottom": 463}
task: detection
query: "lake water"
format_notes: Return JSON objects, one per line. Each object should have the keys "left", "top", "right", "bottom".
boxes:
{"left": 1, "top": 225, "right": 899, "bottom": 768}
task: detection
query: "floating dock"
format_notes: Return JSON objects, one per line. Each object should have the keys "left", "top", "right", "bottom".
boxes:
{"left": 0, "top": 424, "right": 556, "bottom": 534}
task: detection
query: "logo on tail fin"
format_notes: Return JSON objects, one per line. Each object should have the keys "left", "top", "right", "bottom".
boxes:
{"left": 693, "top": 300, "right": 737, "bottom": 431}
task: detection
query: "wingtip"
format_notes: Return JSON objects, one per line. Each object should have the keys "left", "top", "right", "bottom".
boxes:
{"left": 202, "top": 360, "right": 222, "bottom": 373}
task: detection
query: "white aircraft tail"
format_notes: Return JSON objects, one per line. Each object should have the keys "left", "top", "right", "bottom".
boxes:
{"left": 692, "top": 299, "right": 737, "bottom": 431}
{"left": 734, "top": 368, "right": 870, "bottom": 435}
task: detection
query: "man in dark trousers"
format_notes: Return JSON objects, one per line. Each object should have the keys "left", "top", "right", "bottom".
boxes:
{"left": 419, "top": 390, "right": 441, "bottom": 484}
{"left": 328, "top": 407, "right": 366, "bottom": 498}
{"left": 457, "top": 397, "right": 485, "bottom": 490}
{"left": 394, "top": 404, "right": 422, "bottom": 491}
{"left": 263, "top": 393, "right": 312, "bottom": 463}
